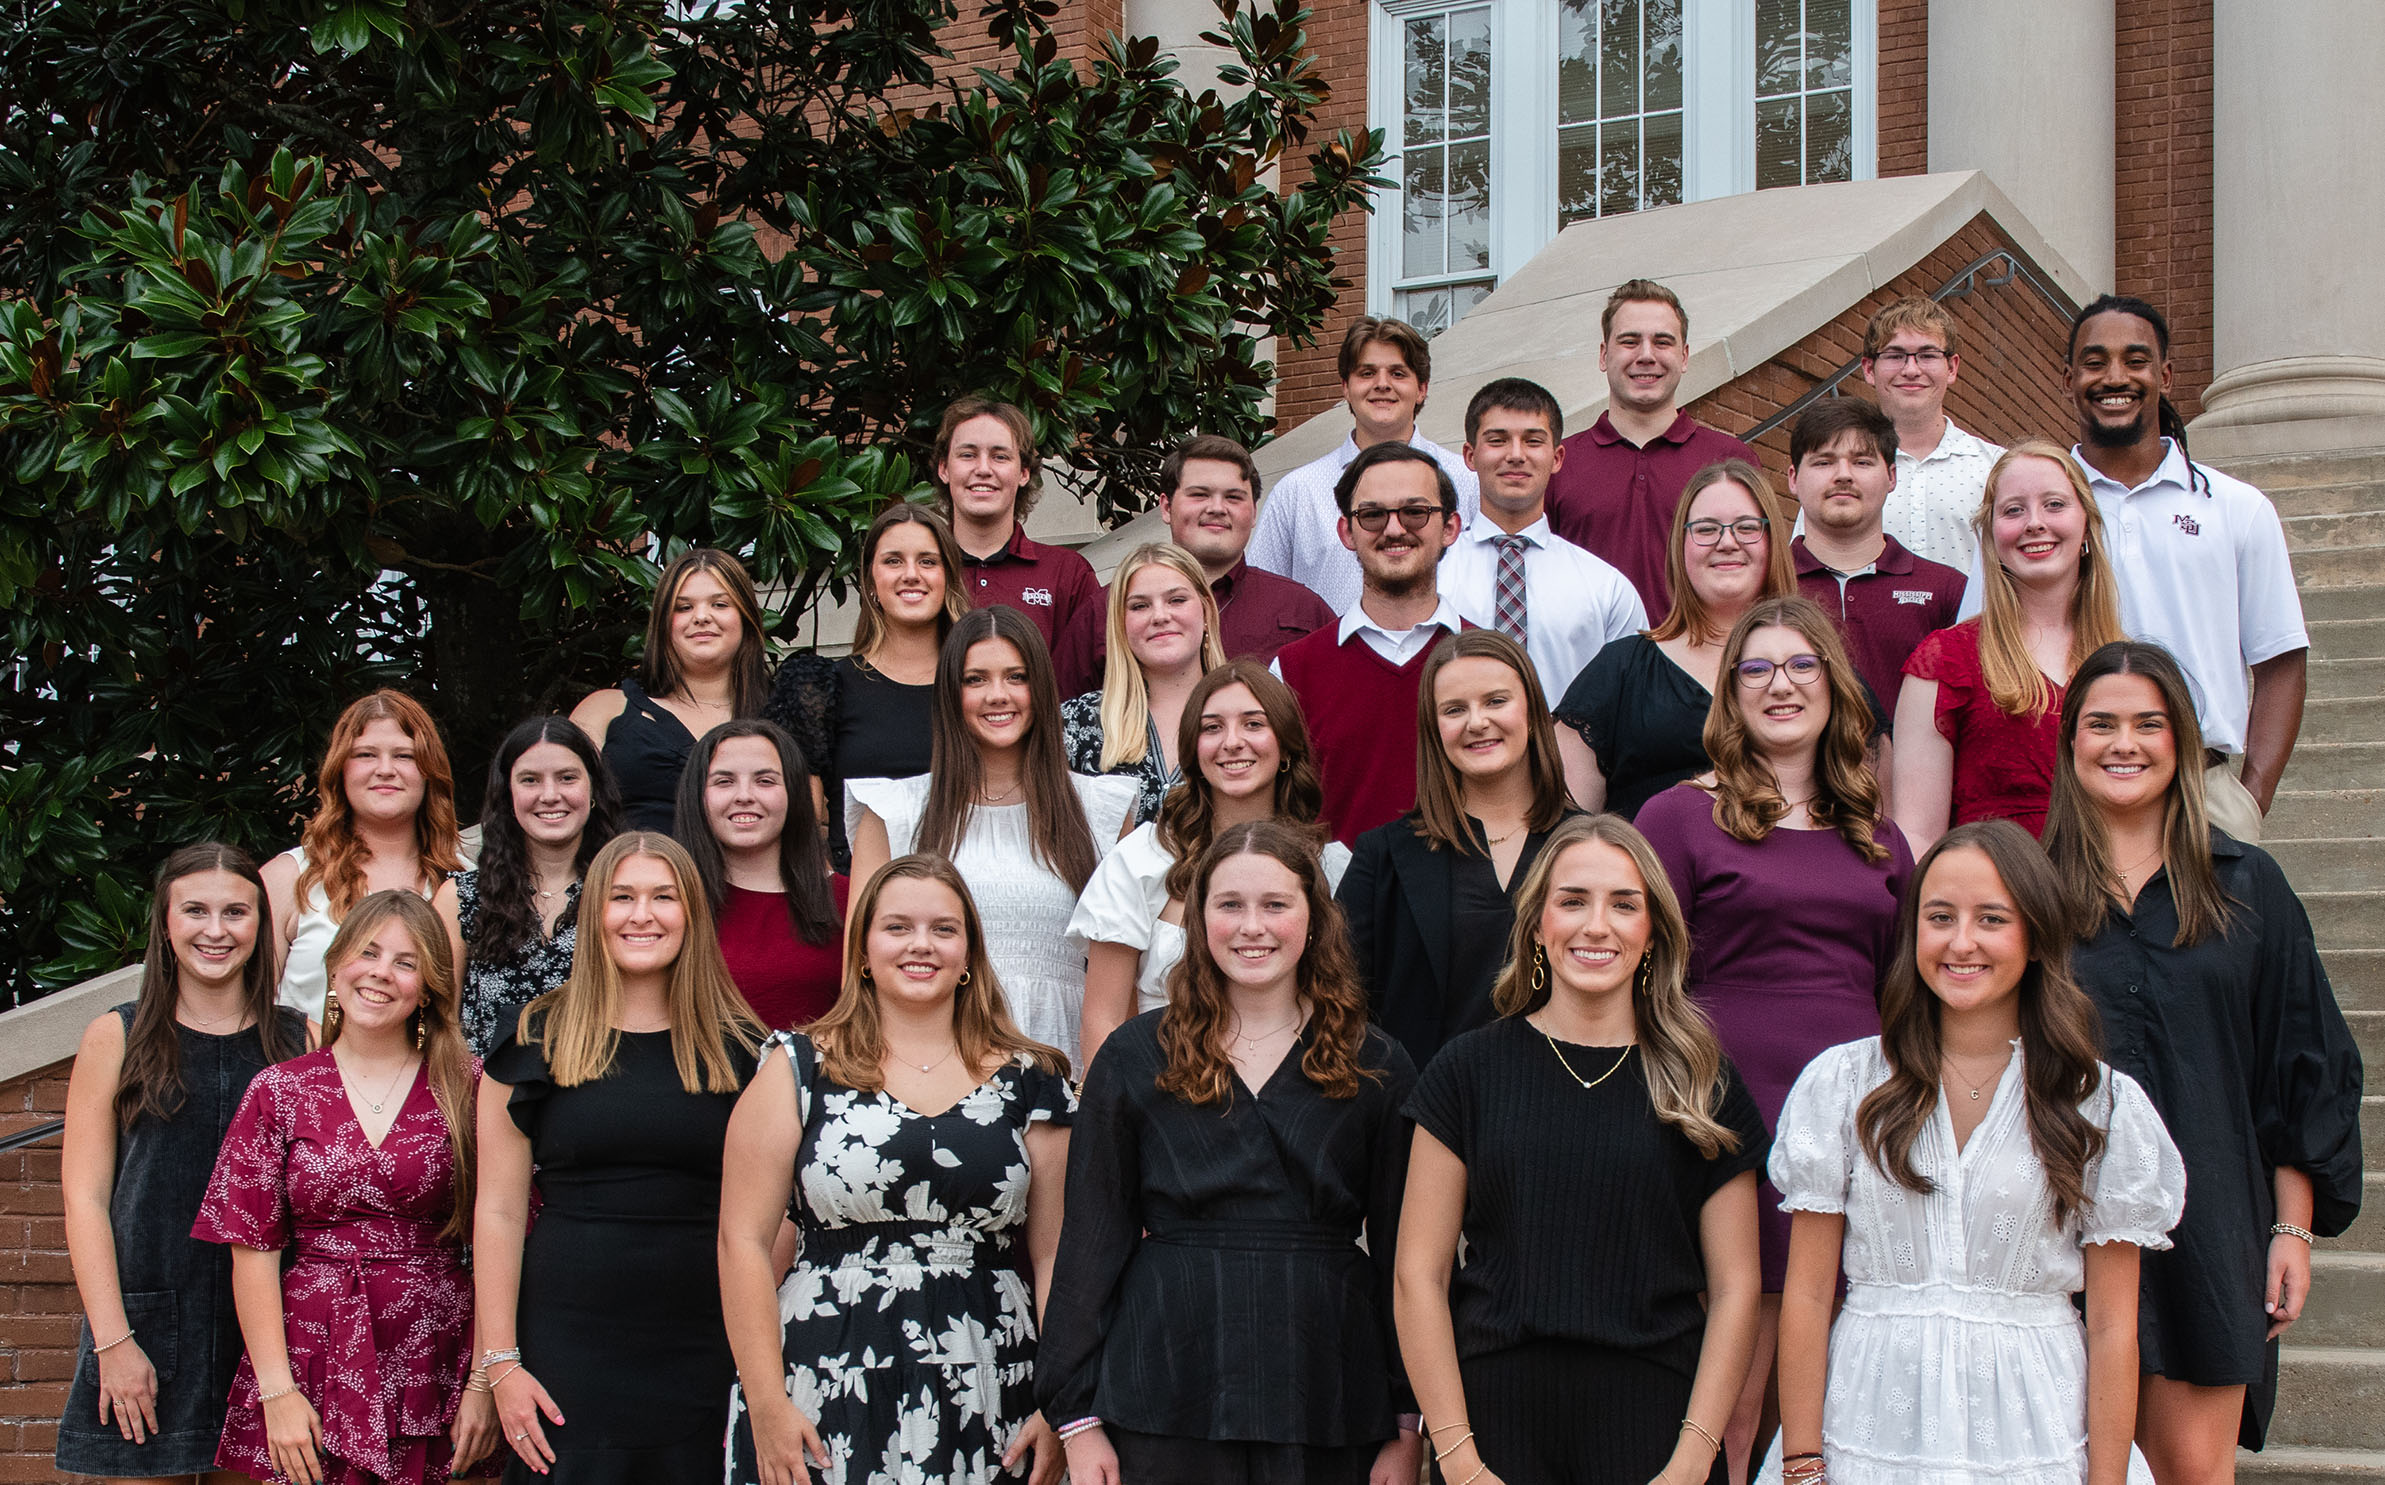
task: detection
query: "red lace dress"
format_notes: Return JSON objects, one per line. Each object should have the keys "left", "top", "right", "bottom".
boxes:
{"left": 194, "top": 1049, "right": 476, "bottom": 1485}
{"left": 1903, "top": 620, "right": 2065, "bottom": 837}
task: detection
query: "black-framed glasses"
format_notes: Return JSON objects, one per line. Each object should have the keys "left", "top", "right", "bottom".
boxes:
{"left": 1349, "top": 503, "right": 1449, "bottom": 534}
{"left": 1685, "top": 516, "right": 1770, "bottom": 547}
{"left": 1733, "top": 654, "right": 1827, "bottom": 688}
{"left": 1871, "top": 348, "right": 1950, "bottom": 370}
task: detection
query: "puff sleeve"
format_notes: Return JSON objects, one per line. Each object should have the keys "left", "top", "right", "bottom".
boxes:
{"left": 2081, "top": 1067, "right": 2189, "bottom": 1249}
{"left": 1768, "top": 1039, "right": 1869, "bottom": 1216}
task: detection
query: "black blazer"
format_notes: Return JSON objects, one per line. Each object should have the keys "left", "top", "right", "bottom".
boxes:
{"left": 1336, "top": 810, "right": 1581, "bottom": 1069}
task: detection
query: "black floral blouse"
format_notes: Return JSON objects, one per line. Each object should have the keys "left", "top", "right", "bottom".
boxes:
{"left": 1059, "top": 691, "right": 1178, "bottom": 825}
{"left": 454, "top": 869, "right": 579, "bottom": 1058}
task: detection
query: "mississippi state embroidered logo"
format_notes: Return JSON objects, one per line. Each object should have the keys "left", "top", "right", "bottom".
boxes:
{"left": 1021, "top": 587, "right": 1055, "bottom": 606}
{"left": 2172, "top": 513, "right": 2201, "bottom": 537}
{"left": 1894, "top": 590, "right": 1932, "bottom": 605}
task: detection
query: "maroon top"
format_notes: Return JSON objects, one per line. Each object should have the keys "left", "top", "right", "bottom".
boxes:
{"left": 963, "top": 523, "right": 1104, "bottom": 692}
{"left": 1904, "top": 620, "right": 2064, "bottom": 837}
{"left": 1634, "top": 785, "right": 1913, "bottom": 1289}
{"left": 1276, "top": 623, "right": 1457, "bottom": 846}
{"left": 1793, "top": 534, "right": 1964, "bottom": 727}
{"left": 1055, "top": 556, "right": 1338, "bottom": 683}
{"left": 1545, "top": 411, "right": 1759, "bottom": 618}
{"left": 194, "top": 1050, "right": 475, "bottom": 1485}
{"left": 718, "top": 873, "right": 849, "bottom": 1030}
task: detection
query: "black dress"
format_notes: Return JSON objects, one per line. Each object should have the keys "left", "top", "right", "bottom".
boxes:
{"left": 55, "top": 1007, "right": 305, "bottom": 1479}
{"left": 768, "top": 651, "right": 935, "bottom": 873}
{"left": 487, "top": 1021, "right": 757, "bottom": 1484}
{"left": 453, "top": 869, "right": 578, "bottom": 1058}
{"left": 601, "top": 677, "right": 699, "bottom": 833}
{"left": 1405, "top": 1018, "right": 1769, "bottom": 1485}
{"left": 2071, "top": 831, "right": 2363, "bottom": 1448}
{"left": 1036, "top": 1012, "right": 1417, "bottom": 1483}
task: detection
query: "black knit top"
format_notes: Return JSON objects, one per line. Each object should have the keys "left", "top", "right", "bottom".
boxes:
{"left": 1406, "top": 1016, "right": 1769, "bottom": 1378}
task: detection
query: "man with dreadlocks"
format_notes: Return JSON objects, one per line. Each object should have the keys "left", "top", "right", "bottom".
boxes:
{"left": 2065, "top": 294, "right": 2308, "bottom": 842}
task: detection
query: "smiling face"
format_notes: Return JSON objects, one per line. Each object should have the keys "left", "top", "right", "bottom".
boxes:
{"left": 343, "top": 717, "right": 427, "bottom": 825}
{"left": 1988, "top": 455, "right": 2091, "bottom": 590}
{"left": 668, "top": 567, "right": 743, "bottom": 671}
{"left": 329, "top": 915, "right": 426, "bottom": 1034}
{"left": 510, "top": 740, "right": 594, "bottom": 850}
{"left": 2071, "top": 672, "right": 2177, "bottom": 817}
{"left": 1160, "top": 458, "right": 1257, "bottom": 575}
{"left": 1681, "top": 479, "right": 1773, "bottom": 612}
{"left": 937, "top": 413, "right": 1030, "bottom": 527}
{"left": 1434, "top": 653, "right": 1531, "bottom": 784}
{"left": 1196, "top": 681, "right": 1282, "bottom": 803}
{"left": 1915, "top": 846, "right": 2029, "bottom": 1025}
{"left": 1122, "top": 561, "right": 1208, "bottom": 675}
{"left": 2069, "top": 310, "right": 2172, "bottom": 451}
{"left": 703, "top": 734, "right": 789, "bottom": 854}
{"left": 1731, "top": 623, "right": 1832, "bottom": 758}
{"left": 165, "top": 868, "right": 262, "bottom": 994}
{"left": 1339, "top": 459, "right": 1457, "bottom": 597}
{"left": 603, "top": 852, "right": 688, "bottom": 978}
{"left": 1465, "top": 404, "right": 1564, "bottom": 523}
{"left": 1863, "top": 326, "right": 1959, "bottom": 426}
{"left": 1534, "top": 839, "right": 1654, "bottom": 1001}
{"left": 864, "top": 874, "right": 971, "bottom": 1011}
{"left": 870, "top": 521, "right": 948, "bottom": 629}
{"left": 1790, "top": 429, "right": 1895, "bottom": 540}
{"left": 1600, "top": 299, "right": 1690, "bottom": 417}
{"left": 1202, "top": 850, "right": 1310, "bottom": 996}
{"left": 959, "top": 637, "right": 1032, "bottom": 754}
{"left": 1342, "top": 339, "right": 1427, "bottom": 444}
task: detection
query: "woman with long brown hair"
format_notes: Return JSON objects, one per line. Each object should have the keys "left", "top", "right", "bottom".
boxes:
{"left": 1893, "top": 443, "right": 2125, "bottom": 850}
{"left": 573, "top": 546, "right": 771, "bottom": 833}
{"left": 1772, "top": 820, "right": 2184, "bottom": 1485}
{"left": 768, "top": 502, "right": 970, "bottom": 872}
{"left": 1038, "top": 821, "right": 1422, "bottom": 1484}
{"left": 850, "top": 606, "right": 1137, "bottom": 1070}
{"left": 2044, "top": 641, "right": 2362, "bottom": 1478}
{"left": 1340, "top": 629, "right": 1580, "bottom": 1067}
{"left": 720, "top": 854, "right": 1073, "bottom": 1485}
{"left": 1395, "top": 813, "right": 1766, "bottom": 1485}
{"left": 1068, "top": 661, "right": 1349, "bottom": 1066}
{"left": 1635, "top": 595, "right": 1914, "bottom": 1478}
{"left": 473, "top": 832, "right": 764, "bottom": 1483}
{"left": 195, "top": 891, "right": 493, "bottom": 1485}
{"left": 264, "top": 688, "right": 469, "bottom": 1020}
{"left": 1058, "top": 541, "right": 1229, "bottom": 824}
{"left": 58, "top": 844, "right": 307, "bottom": 1484}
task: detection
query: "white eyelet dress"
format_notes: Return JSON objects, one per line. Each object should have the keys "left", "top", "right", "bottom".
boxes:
{"left": 848, "top": 773, "right": 1139, "bottom": 1073}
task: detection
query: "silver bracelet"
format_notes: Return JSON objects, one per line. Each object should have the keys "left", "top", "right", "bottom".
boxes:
{"left": 257, "top": 1381, "right": 302, "bottom": 1403}
{"left": 2273, "top": 1222, "right": 2317, "bottom": 1244}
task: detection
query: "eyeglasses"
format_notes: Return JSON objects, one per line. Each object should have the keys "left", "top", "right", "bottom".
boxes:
{"left": 1348, "top": 503, "right": 1449, "bottom": 534}
{"left": 1733, "top": 654, "right": 1827, "bottom": 688}
{"left": 1685, "top": 517, "right": 1770, "bottom": 547}
{"left": 1871, "top": 348, "right": 1950, "bottom": 370}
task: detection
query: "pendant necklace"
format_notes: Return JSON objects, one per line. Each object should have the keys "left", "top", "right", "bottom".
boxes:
{"left": 1232, "top": 1013, "right": 1302, "bottom": 1047}
{"left": 1542, "top": 1031, "right": 1634, "bottom": 1090}
{"left": 894, "top": 1043, "right": 961, "bottom": 1074}
{"left": 1941, "top": 1051, "right": 2009, "bottom": 1102}
{"left": 342, "top": 1053, "right": 417, "bottom": 1116}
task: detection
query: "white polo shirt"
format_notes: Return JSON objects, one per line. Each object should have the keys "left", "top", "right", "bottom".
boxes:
{"left": 2082, "top": 439, "right": 2307, "bottom": 756}
{"left": 1246, "top": 431, "right": 1481, "bottom": 615}
{"left": 1441, "top": 514, "right": 1647, "bottom": 700}
{"left": 1885, "top": 417, "right": 2003, "bottom": 572}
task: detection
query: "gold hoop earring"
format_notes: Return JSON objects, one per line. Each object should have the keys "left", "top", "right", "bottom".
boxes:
{"left": 958, "top": 969, "right": 971, "bottom": 986}
{"left": 1530, "top": 945, "right": 1547, "bottom": 993}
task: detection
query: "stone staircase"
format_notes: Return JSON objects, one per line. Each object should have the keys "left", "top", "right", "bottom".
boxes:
{"left": 2223, "top": 447, "right": 2385, "bottom": 1485}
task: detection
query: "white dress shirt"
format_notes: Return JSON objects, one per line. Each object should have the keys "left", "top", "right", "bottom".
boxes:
{"left": 1268, "top": 593, "right": 1467, "bottom": 678}
{"left": 1246, "top": 431, "right": 1481, "bottom": 615}
{"left": 1441, "top": 514, "right": 1648, "bottom": 700}
{"left": 1885, "top": 417, "right": 2003, "bottom": 572}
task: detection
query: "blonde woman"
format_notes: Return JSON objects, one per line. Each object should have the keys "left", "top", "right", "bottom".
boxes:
{"left": 1892, "top": 443, "right": 2125, "bottom": 850}
{"left": 473, "top": 832, "right": 764, "bottom": 1483}
{"left": 1395, "top": 813, "right": 1765, "bottom": 1485}
{"left": 1060, "top": 542, "right": 1229, "bottom": 823}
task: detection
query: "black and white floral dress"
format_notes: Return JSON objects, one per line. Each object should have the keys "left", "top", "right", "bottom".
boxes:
{"left": 452, "top": 870, "right": 579, "bottom": 1059}
{"left": 727, "top": 1031, "right": 1075, "bottom": 1485}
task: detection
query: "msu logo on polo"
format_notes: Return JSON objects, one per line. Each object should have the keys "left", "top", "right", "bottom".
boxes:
{"left": 1021, "top": 587, "right": 1055, "bottom": 606}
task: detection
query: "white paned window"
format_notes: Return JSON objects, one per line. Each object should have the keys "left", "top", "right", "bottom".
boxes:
{"left": 1369, "top": 0, "right": 1874, "bottom": 332}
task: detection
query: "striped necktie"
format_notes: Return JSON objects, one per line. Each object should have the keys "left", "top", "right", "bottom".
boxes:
{"left": 1493, "top": 534, "right": 1529, "bottom": 645}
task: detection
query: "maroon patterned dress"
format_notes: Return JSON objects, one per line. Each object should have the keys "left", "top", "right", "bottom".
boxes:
{"left": 194, "top": 1048, "right": 476, "bottom": 1485}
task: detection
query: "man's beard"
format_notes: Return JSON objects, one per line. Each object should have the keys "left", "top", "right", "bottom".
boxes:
{"left": 2082, "top": 405, "right": 2154, "bottom": 448}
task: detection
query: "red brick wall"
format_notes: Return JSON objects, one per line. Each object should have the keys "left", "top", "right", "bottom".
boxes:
{"left": 1269, "top": 0, "right": 1373, "bottom": 433}
{"left": 1876, "top": 0, "right": 1930, "bottom": 178}
{"left": 1687, "top": 214, "right": 2077, "bottom": 490}
{"left": 0, "top": 1060, "right": 76, "bottom": 1482}
{"left": 2113, "top": 0, "right": 2214, "bottom": 415}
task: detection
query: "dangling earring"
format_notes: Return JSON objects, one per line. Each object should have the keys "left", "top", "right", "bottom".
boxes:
{"left": 1635, "top": 953, "right": 1654, "bottom": 995}
{"left": 411, "top": 1008, "right": 426, "bottom": 1052}
{"left": 1530, "top": 945, "right": 1547, "bottom": 993}
{"left": 324, "top": 987, "right": 342, "bottom": 1035}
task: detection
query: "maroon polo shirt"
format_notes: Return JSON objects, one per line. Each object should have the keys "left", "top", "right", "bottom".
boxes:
{"left": 1056, "top": 558, "right": 1337, "bottom": 687}
{"left": 1793, "top": 534, "right": 1966, "bottom": 730}
{"left": 1545, "top": 411, "right": 1760, "bottom": 620}
{"left": 962, "top": 523, "right": 1104, "bottom": 691}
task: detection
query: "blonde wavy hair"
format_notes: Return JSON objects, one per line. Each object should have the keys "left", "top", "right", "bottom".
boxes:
{"left": 1096, "top": 542, "right": 1227, "bottom": 771}
{"left": 1972, "top": 442, "right": 2125, "bottom": 718}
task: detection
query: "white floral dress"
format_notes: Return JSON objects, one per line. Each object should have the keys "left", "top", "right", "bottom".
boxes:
{"left": 1767, "top": 1037, "right": 2187, "bottom": 1485}
{"left": 727, "top": 1032, "right": 1075, "bottom": 1485}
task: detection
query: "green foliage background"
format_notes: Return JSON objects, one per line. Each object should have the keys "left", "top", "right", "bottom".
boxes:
{"left": 0, "top": 0, "right": 1383, "bottom": 1002}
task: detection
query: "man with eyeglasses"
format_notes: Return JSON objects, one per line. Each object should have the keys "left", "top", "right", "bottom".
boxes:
{"left": 1859, "top": 296, "right": 2004, "bottom": 571}
{"left": 1272, "top": 441, "right": 1469, "bottom": 845}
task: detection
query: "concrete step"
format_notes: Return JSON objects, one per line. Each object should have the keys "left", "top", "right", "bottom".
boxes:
{"left": 2278, "top": 744, "right": 2385, "bottom": 791}
{"left": 2363, "top": 1099, "right": 2385, "bottom": 1170}
{"left": 2265, "top": 791, "right": 2385, "bottom": 841}
{"left": 2239, "top": 1445, "right": 2385, "bottom": 1485}
{"left": 2274, "top": 1346, "right": 2385, "bottom": 1450}
{"left": 2271, "top": 837, "right": 2385, "bottom": 895}
{"left": 2303, "top": 588, "right": 2385, "bottom": 624}
{"left": 2328, "top": 952, "right": 2385, "bottom": 1016}
{"left": 2289, "top": 512, "right": 2385, "bottom": 552}
{"left": 2298, "top": 545, "right": 2385, "bottom": 589}
{"left": 2345, "top": 1011, "right": 2385, "bottom": 1070}
{"left": 2223, "top": 448, "right": 2385, "bottom": 489}
{"left": 2307, "top": 890, "right": 2385, "bottom": 949}
{"left": 2312, "top": 618, "right": 2385, "bottom": 662}
{"left": 2276, "top": 483, "right": 2385, "bottom": 519}
{"left": 2296, "top": 1252, "right": 2385, "bottom": 1348}
{"left": 2313, "top": 659, "right": 2385, "bottom": 700}
{"left": 2303, "top": 699, "right": 2385, "bottom": 747}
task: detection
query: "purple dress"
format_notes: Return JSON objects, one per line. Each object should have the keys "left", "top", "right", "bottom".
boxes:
{"left": 1635, "top": 784, "right": 1914, "bottom": 1289}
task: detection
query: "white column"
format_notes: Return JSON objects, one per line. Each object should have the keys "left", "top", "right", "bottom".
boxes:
{"left": 2191, "top": 0, "right": 2385, "bottom": 454}
{"left": 1927, "top": 0, "right": 2114, "bottom": 291}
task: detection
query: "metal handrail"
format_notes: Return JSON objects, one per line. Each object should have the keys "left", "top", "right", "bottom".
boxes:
{"left": 0, "top": 1118, "right": 64, "bottom": 1154}
{"left": 1744, "top": 247, "right": 2080, "bottom": 443}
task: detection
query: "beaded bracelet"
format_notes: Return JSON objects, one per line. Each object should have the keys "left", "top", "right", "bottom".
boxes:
{"left": 1434, "top": 1430, "right": 1477, "bottom": 1462}
{"left": 90, "top": 1329, "right": 135, "bottom": 1354}
{"left": 2273, "top": 1222, "right": 2317, "bottom": 1244}
{"left": 480, "top": 1346, "right": 522, "bottom": 1367}
{"left": 257, "top": 1381, "right": 302, "bottom": 1403}
{"left": 1054, "top": 1418, "right": 1103, "bottom": 1442}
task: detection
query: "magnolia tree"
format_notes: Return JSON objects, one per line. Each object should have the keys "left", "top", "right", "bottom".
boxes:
{"left": 0, "top": 0, "right": 1383, "bottom": 997}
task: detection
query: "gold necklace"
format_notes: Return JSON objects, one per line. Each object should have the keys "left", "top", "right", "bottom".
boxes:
{"left": 1541, "top": 1032, "right": 1634, "bottom": 1090}
{"left": 1231, "top": 1012, "right": 1303, "bottom": 1046}
{"left": 1941, "top": 1049, "right": 2011, "bottom": 1102}
{"left": 887, "top": 1042, "right": 960, "bottom": 1075}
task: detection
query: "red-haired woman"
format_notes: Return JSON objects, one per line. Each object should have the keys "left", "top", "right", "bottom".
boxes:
{"left": 264, "top": 689, "right": 468, "bottom": 1022}
{"left": 1037, "top": 822, "right": 1422, "bottom": 1485}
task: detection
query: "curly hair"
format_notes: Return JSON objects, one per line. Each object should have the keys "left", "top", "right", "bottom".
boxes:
{"left": 1155, "top": 663, "right": 1328, "bottom": 904}
{"left": 296, "top": 689, "right": 464, "bottom": 917}
{"left": 1701, "top": 596, "right": 1888, "bottom": 863}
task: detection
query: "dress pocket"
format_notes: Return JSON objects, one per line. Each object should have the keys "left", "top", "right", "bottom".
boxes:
{"left": 78, "top": 1290, "right": 179, "bottom": 1388}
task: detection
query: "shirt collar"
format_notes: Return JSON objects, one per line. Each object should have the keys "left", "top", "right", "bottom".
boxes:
{"left": 2072, "top": 437, "right": 2198, "bottom": 499}
{"left": 1791, "top": 533, "right": 1912, "bottom": 577}
{"left": 2208, "top": 826, "right": 2246, "bottom": 860}
{"left": 1902, "top": 417, "right": 1989, "bottom": 466}
{"left": 1336, "top": 593, "right": 1464, "bottom": 646}
{"left": 1211, "top": 557, "right": 1251, "bottom": 601}
{"left": 1464, "top": 513, "right": 1552, "bottom": 548}
{"left": 1334, "top": 428, "right": 1441, "bottom": 467}
{"left": 1589, "top": 409, "right": 1696, "bottom": 448}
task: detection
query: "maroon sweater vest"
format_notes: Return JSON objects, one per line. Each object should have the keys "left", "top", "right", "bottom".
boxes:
{"left": 1277, "top": 623, "right": 1457, "bottom": 845}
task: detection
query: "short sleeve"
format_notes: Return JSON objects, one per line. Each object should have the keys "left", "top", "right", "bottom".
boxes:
{"left": 483, "top": 1021, "right": 557, "bottom": 1140}
{"left": 2081, "top": 1068, "right": 2188, "bottom": 1249}
{"left": 452, "top": 869, "right": 484, "bottom": 944}
{"left": 1708, "top": 1059, "right": 1773, "bottom": 1192}
{"left": 1554, "top": 635, "right": 1632, "bottom": 757}
{"left": 1903, "top": 624, "right": 1978, "bottom": 745}
{"left": 192, "top": 1069, "right": 296, "bottom": 1250}
{"left": 1059, "top": 693, "right": 1107, "bottom": 776}
{"left": 1768, "top": 1040, "right": 1870, "bottom": 1215}
{"left": 1403, "top": 1036, "right": 1473, "bottom": 1161}
{"left": 766, "top": 651, "right": 840, "bottom": 781}
{"left": 2229, "top": 484, "right": 2309, "bottom": 668}
{"left": 1014, "top": 1054, "right": 1079, "bottom": 1127}
{"left": 847, "top": 775, "right": 928, "bottom": 855}
{"left": 1066, "top": 825, "right": 1168, "bottom": 955}
{"left": 1075, "top": 773, "right": 1141, "bottom": 847}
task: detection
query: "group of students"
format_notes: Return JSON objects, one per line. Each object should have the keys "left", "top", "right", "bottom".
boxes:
{"left": 52, "top": 281, "right": 2361, "bottom": 1485}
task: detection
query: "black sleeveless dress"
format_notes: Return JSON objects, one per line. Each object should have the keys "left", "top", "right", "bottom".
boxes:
{"left": 55, "top": 1005, "right": 304, "bottom": 1478}
{"left": 600, "top": 677, "right": 698, "bottom": 833}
